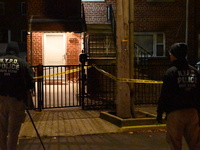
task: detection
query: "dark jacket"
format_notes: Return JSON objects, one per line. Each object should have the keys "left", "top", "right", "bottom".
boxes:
{"left": 157, "top": 59, "right": 200, "bottom": 121}
{"left": 0, "top": 52, "right": 34, "bottom": 101}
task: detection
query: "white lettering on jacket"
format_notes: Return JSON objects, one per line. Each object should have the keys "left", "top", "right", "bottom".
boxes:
{"left": 0, "top": 58, "right": 19, "bottom": 76}
{"left": 177, "top": 70, "right": 197, "bottom": 90}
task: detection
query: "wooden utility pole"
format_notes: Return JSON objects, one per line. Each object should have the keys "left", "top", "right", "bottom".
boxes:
{"left": 129, "top": 0, "right": 135, "bottom": 117}
{"left": 116, "top": 0, "right": 132, "bottom": 118}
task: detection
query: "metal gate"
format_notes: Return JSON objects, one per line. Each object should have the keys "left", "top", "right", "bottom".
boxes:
{"left": 32, "top": 65, "right": 81, "bottom": 110}
{"left": 31, "top": 64, "right": 116, "bottom": 110}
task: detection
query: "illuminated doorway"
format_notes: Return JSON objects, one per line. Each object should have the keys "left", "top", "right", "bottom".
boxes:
{"left": 44, "top": 33, "right": 66, "bottom": 65}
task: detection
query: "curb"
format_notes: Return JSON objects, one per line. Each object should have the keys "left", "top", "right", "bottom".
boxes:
{"left": 120, "top": 124, "right": 166, "bottom": 132}
{"left": 100, "top": 111, "right": 166, "bottom": 132}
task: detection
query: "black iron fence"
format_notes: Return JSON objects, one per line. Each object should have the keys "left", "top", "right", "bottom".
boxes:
{"left": 31, "top": 63, "right": 169, "bottom": 110}
{"left": 87, "top": 35, "right": 116, "bottom": 57}
{"left": 84, "top": 65, "right": 116, "bottom": 110}
{"left": 133, "top": 64, "right": 169, "bottom": 105}
{"left": 88, "top": 64, "right": 168, "bottom": 106}
{"left": 31, "top": 65, "right": 81, "bottom": 110}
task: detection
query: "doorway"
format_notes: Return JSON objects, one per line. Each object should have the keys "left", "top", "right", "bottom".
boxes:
{"left": 44, "top": 33, "right": 66, "bottom": 65}
{"left": 43, "top": 33, "right": 66, "bottom": 82}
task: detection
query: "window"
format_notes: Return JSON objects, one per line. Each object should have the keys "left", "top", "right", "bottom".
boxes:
{"left": 0, "top": 2, "right": 5, "bottom": 15}
{"left": 21, "top": 30, "right": 27, "bottom": 42}
{"left": 21, "top": 2, "right": 26, "bottom": 15}
{"left": 134, "top": 32, "right": 165, "bottom": 57}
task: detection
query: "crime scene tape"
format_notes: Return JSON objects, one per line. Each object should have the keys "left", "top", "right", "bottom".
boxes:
{"left": 33, "top": 65, "right": 163, "bottom": 84}
{"left": 93, "top": 65, "right": 163, "bottom": 84}
{"left": 34, "top": 66, "right": 91, "bottom": 79}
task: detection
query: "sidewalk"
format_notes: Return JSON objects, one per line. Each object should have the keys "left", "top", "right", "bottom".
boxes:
{"left": 18, "top": 106, "right": 188, "bottom": 150}
{"left": 18, "top": 132, "right": 189, "bottom": 150}
{"left": 19, "top": 107, "right": 120, "bottom": 138}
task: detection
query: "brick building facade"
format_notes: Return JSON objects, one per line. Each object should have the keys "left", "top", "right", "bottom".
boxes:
{"left": 83, "top": 0, "right": 200, "bottom": 64}
{"left": 133, "top": 0, "right": 199, "bottom": 64}
{"left": 1, "top": 0, "right": 200, "bottom": 65}
{"left": 83, "top": 0, "right": 116, "bottom": 24}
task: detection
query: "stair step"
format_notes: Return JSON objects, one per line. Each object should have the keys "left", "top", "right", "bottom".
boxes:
{"left": 87, "top": 24, "right": 113, "bottom": 34}
{"left": 87, "top": 24, "right": 112, "bottom": 30}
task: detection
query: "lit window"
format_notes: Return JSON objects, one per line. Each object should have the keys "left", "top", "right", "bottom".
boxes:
{"left": 0, "top": 2, "right": 5, "bottom": 15}
{"left": 134, "top": 32, "right": 165, "bottom": 57}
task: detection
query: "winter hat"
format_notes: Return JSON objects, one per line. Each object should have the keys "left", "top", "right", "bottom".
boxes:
{"left": 6, "top": 41, "right": 19, "bottom": 55}
{"left": 169, "top": 43, "right": 187, "bottom": 59}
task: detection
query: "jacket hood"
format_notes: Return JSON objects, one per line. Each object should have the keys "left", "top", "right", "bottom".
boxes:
{"left": 6, "top": 42, "right": 19, "bottom": 56}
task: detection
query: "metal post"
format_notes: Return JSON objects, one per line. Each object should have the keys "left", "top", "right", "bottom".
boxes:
{"left": 37, "top": 64, "right": 43, "bottom": 111}
{"left": 79, "top": 52, "right": 87, "bottom": 110}
{"left": 81, "top": 62, "right": 85, "bottom": 109}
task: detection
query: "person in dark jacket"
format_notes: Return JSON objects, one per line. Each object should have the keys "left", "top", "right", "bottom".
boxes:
{"left": 0, "top": 42, "right": 34, "bottom": 150}
{"left": 157, "top": 43, "right": 200, "bottom": 150}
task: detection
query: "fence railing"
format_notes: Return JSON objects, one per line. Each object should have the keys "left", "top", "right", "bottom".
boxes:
{"left": 31, "top": 63, "right": 169, "bottom": 110}
{"left": 134, "top": 43, "right": 152, "bottom": 65}
{"left": 84, "top": 65, "right": 116, "bottom": 109}
{"left": 31, "top": 65, "right": 81, "bottom": 110}
{"left": 133, "top": 64, "right": 169, "bottom": 105}
{"left": 87, "top": 35, "right": 116, "bottom": 57}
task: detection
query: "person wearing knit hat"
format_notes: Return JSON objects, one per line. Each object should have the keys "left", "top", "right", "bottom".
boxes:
{"left": 157, "top": 43, "right": 200, "bottom": 150}
{"left": 169, "top": 43, "right": 187, "bottom": 59}
{"left": 0, "top": 41, "right": 34, "bottom": 149}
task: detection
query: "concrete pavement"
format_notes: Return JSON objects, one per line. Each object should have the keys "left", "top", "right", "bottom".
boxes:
{"left": 19, "top": 107, "right": 120, "bottom": 138}
{"left": 18, "top": 132, "right": 189, "bottom": 150}
{"left": 17, "top": 106, "right": 189, "bottom": 150}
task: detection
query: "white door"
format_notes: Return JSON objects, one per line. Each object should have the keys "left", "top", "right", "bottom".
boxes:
{"left": 44, "top": 33, "right": 66, "bottom": 65}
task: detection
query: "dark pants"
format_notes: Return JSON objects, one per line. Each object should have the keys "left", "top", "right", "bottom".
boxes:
{"left": 166, "top": 108, "right": 200, "bottom": 150}
{"left": 0, "top": 96, "right": 26, "bottom": 150}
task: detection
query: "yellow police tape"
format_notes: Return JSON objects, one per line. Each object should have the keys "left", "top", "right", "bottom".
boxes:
{"left": 93, "top": 65, "right": 163, "bottom": 84}
{"left": 33, "top": 66, "right": 91, "bottom": 79}
{"left": 33, "top": 65, "right": 163, "bottom": 84}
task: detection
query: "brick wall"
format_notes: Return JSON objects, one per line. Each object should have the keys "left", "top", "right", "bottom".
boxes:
{"left": 82, "top": 0, "right": 199, "bottom": 62}
{"left": 26, "top": 0, "right": 83, "bottom": 66}
{"left": 82, "top": 0, "right": 116, "bottom": 24}
{"left": 27, "top": 0, "right": 81, "bottom": 18}
{"left": 27, "top": 32, "right": 43, "bottom": 66}
{"left": 27, "top": 32, "right": 82, "bottom": 66}
{"left": 134, "top": 0, "right": 186, "bottom": 55}
{"left": 83, "top": 0, "right": 189, "bottom": 58}
{"left": 66, "top": 33, "right": 82, "bottom": 65}
{"left": 134, "top": 0, "right": 197, "bottom": 62}
{"left": 26, "top": 0, "right": 200, "bottom": 65}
